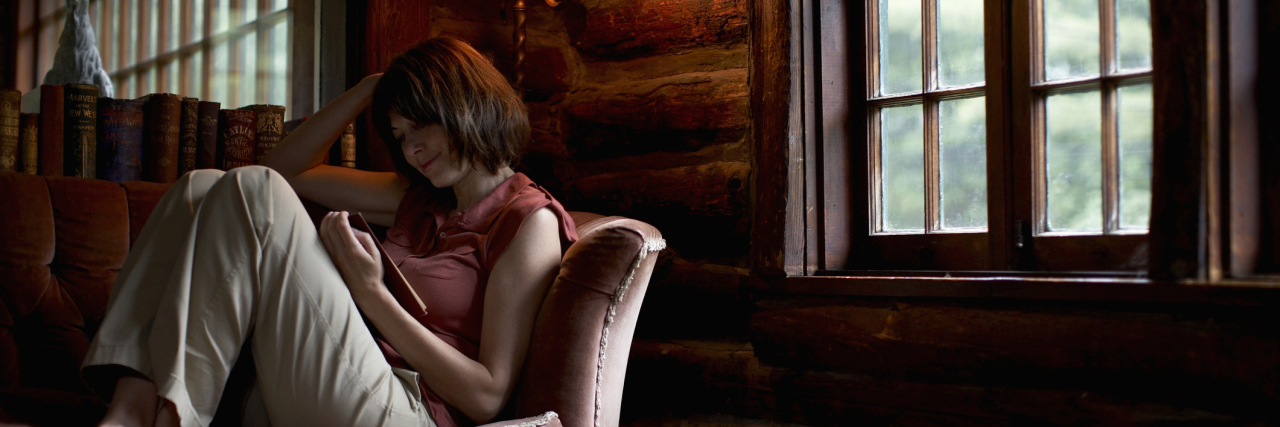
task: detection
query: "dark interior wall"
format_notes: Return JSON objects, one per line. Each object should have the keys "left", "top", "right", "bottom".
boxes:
{"left": 357, "top": 1, "right": 1280, "bottom": 425}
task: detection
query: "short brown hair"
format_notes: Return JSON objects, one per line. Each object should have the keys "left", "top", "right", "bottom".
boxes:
{"left": 371, "top": 37, "right": 529, "bottom": 186}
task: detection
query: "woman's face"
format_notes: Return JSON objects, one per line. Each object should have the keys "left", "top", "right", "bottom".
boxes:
{"left": 388, "top": 110, "right": 471, "bottom": 188}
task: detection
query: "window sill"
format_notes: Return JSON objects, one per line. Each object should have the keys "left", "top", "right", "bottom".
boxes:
{"left": 755, "top": 273, "right": 1280, "bottom": 305}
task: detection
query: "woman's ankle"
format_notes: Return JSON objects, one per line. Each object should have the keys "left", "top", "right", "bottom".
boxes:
{"left": 99, "top": 376, "right": 158, "bottom": 427}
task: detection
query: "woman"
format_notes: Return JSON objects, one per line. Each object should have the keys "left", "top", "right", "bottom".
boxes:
{"left": 85, "top": 37, "right": 576, "bottom": 427}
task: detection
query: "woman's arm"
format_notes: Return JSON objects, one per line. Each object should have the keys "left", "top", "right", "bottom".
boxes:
{"left": 261, "top": 74, "right": 407, "bottom": 226}
{"left": 317, "top": 209, "right": 562, "bottom": 423}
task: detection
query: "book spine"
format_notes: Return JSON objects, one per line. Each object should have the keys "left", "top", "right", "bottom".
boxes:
{"left": 143, "top": 93, "right": 182, "bottom": 183}
{"left": 197, "top": 101, "right": 220, "bottom": 169}
{"left": 179, "top": 97, "right": 199, "bottom": 175}
{"left": 97, "top": 97, "right": 145, "bottom": 182}
{"left": 218, "top": 109, "right": 256, "bottom": 170}
{"left": 340, "top": 122, "right": 356, "bottom": 168}
{"left": 39, "top": 85, "right": 63, "bottom": 176}
{"left": 63, "top": 84, "right": 99, "bottom": 178}
{"left": 20, "top": 113, "right": 39, "bottom": 174}
{"left": 244, "top": 105, "right": 285, "bottom": 164}
{"left": 0, "top": 90, "right": 19, "bottom": 172}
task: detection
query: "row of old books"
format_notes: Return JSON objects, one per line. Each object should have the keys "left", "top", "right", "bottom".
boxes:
{"left": 0, "top": 84, "right": 354, "bottom": 182}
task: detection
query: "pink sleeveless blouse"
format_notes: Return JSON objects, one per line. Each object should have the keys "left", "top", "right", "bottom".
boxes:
{"left": 377, "top": 173, "right": 577, "bottom": 427}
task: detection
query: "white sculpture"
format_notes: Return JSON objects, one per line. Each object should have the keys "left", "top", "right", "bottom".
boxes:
{"left": 21, "top": 0, "right": 114, "bottom": 113}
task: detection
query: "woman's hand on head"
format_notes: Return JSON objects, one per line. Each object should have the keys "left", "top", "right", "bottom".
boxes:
{"left": 318, "top": 211, "right": 385, "bottom": 300}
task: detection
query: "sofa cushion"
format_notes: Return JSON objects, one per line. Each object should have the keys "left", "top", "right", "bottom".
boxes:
{"left": 0, "top": 172, "right": 166, "bottom": 403}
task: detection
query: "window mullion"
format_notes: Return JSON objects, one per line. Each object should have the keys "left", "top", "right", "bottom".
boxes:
{"left": 923, "top": 0, "right": 939, "bottom": 233}
{"left": 1102, "top": 80, "right": 1119, "bottom": 233}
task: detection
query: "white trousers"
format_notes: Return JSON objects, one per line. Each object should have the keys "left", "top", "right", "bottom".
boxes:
{"left": 82, "top": 166, "right": 435, "bottom": 427}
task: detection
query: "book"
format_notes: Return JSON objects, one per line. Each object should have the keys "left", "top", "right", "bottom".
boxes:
{"left": 218, "top": 109, "right": 256, "bottom": 170}
{"left": 197, "top": 101, "right": 220, "bottom": 169}
{"left": 179, "top": 97, "right": 199, "bottom": 175}
{"left": 348, "top": 213, "right": 429, "bottom": 323}
{"left": 142, "top": 93, "right": 182, "bottom": 183}
{"left": 39, "top": 85, "right": 63, "bottom": 176}
{"left": 239, "top": 104, "right": 285, "bottom": 164}
{"left": 341, "top": 122, "right": 356, "bottom": 168}
{"left": 64, "top": 83, "right": 99, "bottom": 178}
{"left": 96, "top": 97, "right": 145, "bottom": 182}
{"left": 0, "top": 90, "right": 19, "bottom": 172}
{"left": 20, "top": 113, "right": 39, "bottom": 174}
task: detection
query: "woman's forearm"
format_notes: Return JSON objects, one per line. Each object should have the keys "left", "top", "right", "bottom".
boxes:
{"left": 356, "top": 288, "right": 508, "bottom": 423}
{"left": 261, "top": 75, "right": 381, "bottom": 178}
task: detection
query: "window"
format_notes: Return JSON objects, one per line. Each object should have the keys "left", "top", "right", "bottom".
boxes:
{"left": 15, "top": 0, "right": 309, "bottom": 113}
{"left": 841, "top": 0, "right": 1153, "bottom": 272}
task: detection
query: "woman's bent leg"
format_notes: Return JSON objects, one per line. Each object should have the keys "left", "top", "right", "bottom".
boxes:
{"left": 153, "top": 166, "right": 430, "bottom": 427}
{"left": 83, "top": 169, "right": 227, "bottom": 390}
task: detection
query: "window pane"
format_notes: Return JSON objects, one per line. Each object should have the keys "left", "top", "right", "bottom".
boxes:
{"left": 169, "top": 0, "right": 180, "bottom": 52}
{"left": 241, "top": 31, "right": 257, "bottom": 106}
{"left": 1115, "top": 0, "right": 1151, "bottom": 71}
{"left": 167, "top": 60, "right": 180, "bottom": 95}
{"left": 147, "top": 0, "right": 158, "bottom": 59}
{"left": 270, "top": 0, "right": 287, "bottom": 13}
{"left": 1045, "top": 90, "right": 1102, "bottom": 231}
{"left": 878, "top": 0, "right": 923, "bottom": 95}
{"left": 880, "top": 105, "right": 925, "bottom": 232}
{"left": 937, "top": 0, "right": 985, "bottom": 88}
{"left": 214, "top": 0, "right": 229, "bottom": 34}
{"left": 143, "top": 66, "right": 156, "bottom": 95}
{"left": 211, "top": 39, "right": 229, "bottom": 106}
{"left": 1043, "top": 0, "right": 1099, "bottom": 81}
{"left": 1118, "top": 83, "right": 1152, "bottom": 229}
{"left": 244, "top": 0, "right": 259, "bottom": 24}
{"left": 192, "top": 0, "right": 205, "bottom": 44}
{"left": 126, "top": 0, "right": 137, "bottom": 65}
{"left": 939, "top": 96, "right": 987, "bottom": 229}
{"left": 268, "top": 19, "right": 289, "bottom": 108}
{"left": 188, "top": 54, "right": 203, "bottom": 100}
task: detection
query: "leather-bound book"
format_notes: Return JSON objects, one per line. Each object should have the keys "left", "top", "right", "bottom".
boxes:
{"left": 142, "top": 93, "right": 182, "bottom": 183}
{"left": 96, "top": 97, "right": 145, "bottom": 182}
{"left": 20, "top": 113, "right": 39, "bottom": 174}
{"left": 179, "top": 97, "right": 199, "bottom": 175}
{"left": 63, "top": 83, "right": 99, "bottom": 178}
{"left": 341, "top": 122, "right": 357, "bottom": 168}
{"left": 238, "top": 104, "right": 285, "bottom": 164}
{"left": 0, "top": 90, "right": 19, "bottom": 172}
{"left": 197, "top": 101, "right": 220, "bottom": 169}
{"left": 218, "top": 109, "right": 256, "bottom": 170}
{"left": 38, "top": 85, "right": 63, "bottom": 176}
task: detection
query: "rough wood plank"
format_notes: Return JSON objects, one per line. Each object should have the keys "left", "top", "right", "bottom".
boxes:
{"left": 1148, "top": 0, "right": 1213, "bottom": 280}
{"left": 563, "top": 69, "right": 749, "bottom": 160}
{"left": 749, "top": 300, "right": 1280, "bottom": 416}
{"left": 1256, "top": 0, "right": 1280, "bottom": 273}
{"left": 361, "top": 0, "right": 432, "bottom": 172}
{"left": 751, "top": 0, "right": 804, "bottom": 277}
{"left": 571, "top": 0, "right": 749, "bottom": 60}
{"left": 623, "top": 339, "right": 1254, "bottom": 425}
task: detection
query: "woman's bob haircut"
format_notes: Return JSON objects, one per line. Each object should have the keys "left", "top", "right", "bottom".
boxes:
{"left": 371, "top": 37, "right": 529, "bottom": 186}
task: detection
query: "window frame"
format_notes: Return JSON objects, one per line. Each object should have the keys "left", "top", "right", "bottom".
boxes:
{"left": 753, "top": 0, "right": 1277, "bottom": 287}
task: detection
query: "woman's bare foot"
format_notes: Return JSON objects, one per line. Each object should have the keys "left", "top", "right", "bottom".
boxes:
{"left": 98, "top": 376, "right": 157, "bottom": 427}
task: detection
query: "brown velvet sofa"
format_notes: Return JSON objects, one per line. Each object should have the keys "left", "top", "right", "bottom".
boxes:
{"left": 0, "top": 171, "right": 663, "bottom": 427}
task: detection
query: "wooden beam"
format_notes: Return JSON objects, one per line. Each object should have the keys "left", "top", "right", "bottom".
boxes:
{"left": 751, "top": 0, "right": 806, "bottom": 276}
{"left": 1148, "top": 0, "right": 1217, "bottom": 281}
